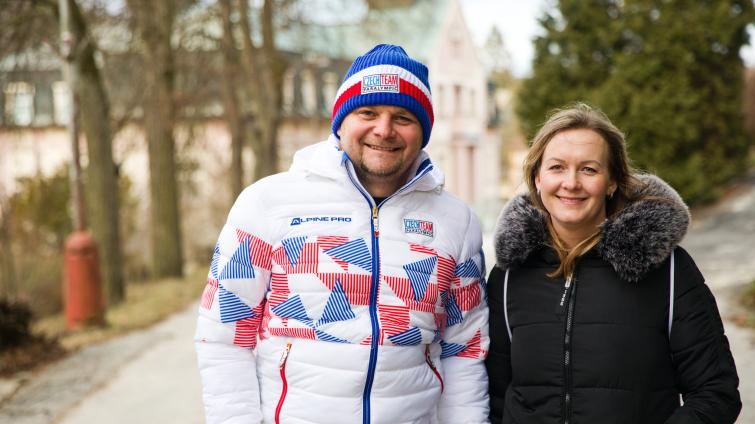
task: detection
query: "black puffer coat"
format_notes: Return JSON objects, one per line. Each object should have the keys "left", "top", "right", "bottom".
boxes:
{"left": 486, "top": 176, "right": 741, "bottom": 424}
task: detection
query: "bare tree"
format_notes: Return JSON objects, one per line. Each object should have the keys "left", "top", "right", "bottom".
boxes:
{"left": 65, "top": 0, "right": 125, "bottom": 304}
{"left": 0, "top": 190, "right": 18, "bottom": 300}
{"left": 236, "top": 0, "right": 285, "bottom": 180}
{"left": 0, "top": 0, "right": 126, "bottom": 304}
{"left": 126, "top": 0, "right": 184, "bottom": 278}
{"left": 219, "top": 0, "right": 246, "bottom": 198}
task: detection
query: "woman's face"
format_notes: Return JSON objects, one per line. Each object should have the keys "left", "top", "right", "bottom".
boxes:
{"left": 535, "top": 128, "right": 617, "bottom": 247}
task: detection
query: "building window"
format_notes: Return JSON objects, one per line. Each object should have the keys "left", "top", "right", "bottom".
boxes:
{"left": 435, "top": 84, "right": 444, "bottom": 118}
{"left": 52, "top": 81, "right": 71, "bottom": 125}
{"left": 4, "top": 82, "right": 35, "bottom": 126}
{"left": 454, "top": 84, "right": 462, "bottom": 115}
{"left": 469, "top": 89, "right": 476, "bottom": 116}
{"left": 322, "top": 71, "right": 339, "bottom": 117}
{"left": 300, "top": 70, "right": 317, "bottom": 115}
{"left": 282, "top": 69, "right": 295, "bottom": 114}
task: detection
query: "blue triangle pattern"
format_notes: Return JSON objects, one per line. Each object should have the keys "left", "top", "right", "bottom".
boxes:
{"left": 323, "top": 239, "right": 372, "bottom": 272}
{"left": 282, "top": 236, "right": 307, "bottom": 268}
{"left": 315, "top": 329, "right": 349, "bottom": 343}
{"left": 440, "top": 340, "right": 467, "bottom": 359}
{"left": 403, "top": 256, "right": 437, "bottom": 302}
{"left": 455, "top": 257, "right": 481, "bottom": 279}
{"left": 271, "top": 295, "right": 312, "bottom": 325}
{"left": 218, "top": 285, "right": 254, "bottom": 323}
{"left": 388, "top": 327, "right": 423, "bottom": 346}
{"left": 446, "top": 293, "right": 464, "bottom": 328}
{"left": 209, "top": 243, "right": 221, "bottom": 279}
{"left": 317, "top": 281, "right": 356, "bottom": 326}
{"left": 219, "top": 238, "right": 255, "bottom": 280}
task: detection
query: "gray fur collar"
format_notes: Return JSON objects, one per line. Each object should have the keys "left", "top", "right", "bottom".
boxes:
{"left": 493, "top": 175, "right": 690, "bottom": 282}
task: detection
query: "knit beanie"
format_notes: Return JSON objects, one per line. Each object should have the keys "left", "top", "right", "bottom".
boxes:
{"left": 331, "top": 44, "right": 434, "bottom": 147}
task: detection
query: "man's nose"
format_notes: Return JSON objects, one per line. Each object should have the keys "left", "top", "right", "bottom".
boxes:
{"left": 372, "top": 114, "right": 394, "bottom": 138}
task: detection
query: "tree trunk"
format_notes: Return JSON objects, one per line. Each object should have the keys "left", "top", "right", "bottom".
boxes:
{"left": 128, "top": 0, "right": 183, "bottom": 278}
{"left": 236, "top": 0, "right": 284, "bottom": 182}
{"left": 0, "top": 197, "right": 17, "bottom": 300}
{"left": 68, "top": 0, "right": 125, "bottom": 304}
{"left": 219, "top": 0, "right": 245, "bottom": 199}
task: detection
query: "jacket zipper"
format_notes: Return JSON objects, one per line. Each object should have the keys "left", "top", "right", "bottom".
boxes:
{"left": 562, "top": 273, "right": 576, "bottom": 424}
{"left": 274, "top": 342, "right": 292, "bottom": 424}
{"left": 362, "top": 204, "right": 381, "bottom": 424}
{"left": 425, "top": 345, "right": 444, "bottom": 393}
{"left": 344, "top": 159, "right": 434, "bottom": 424}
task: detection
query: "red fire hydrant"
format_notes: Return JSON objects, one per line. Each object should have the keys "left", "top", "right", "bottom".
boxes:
{"left": 63, "top": 231, "right": 105, "bottom": 329}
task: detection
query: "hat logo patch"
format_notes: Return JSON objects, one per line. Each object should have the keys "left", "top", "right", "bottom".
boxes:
{"left": 362, "top": 73, "right": 399, "bottom": 94}
{"left": 404, "top": 218, "right": 434, "bottom": 237}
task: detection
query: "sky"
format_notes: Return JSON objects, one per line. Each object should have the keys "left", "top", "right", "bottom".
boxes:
{"left": 458, "top": 0, "right": 755, "bottom": 78}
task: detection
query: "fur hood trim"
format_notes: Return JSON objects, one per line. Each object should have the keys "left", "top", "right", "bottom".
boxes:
{"left": 493, "top": 175, "right": 690, "bottom": 282}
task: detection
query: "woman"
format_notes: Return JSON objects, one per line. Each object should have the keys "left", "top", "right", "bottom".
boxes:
{"left": 486, "top": 104, "right": 741, "bottom": 424}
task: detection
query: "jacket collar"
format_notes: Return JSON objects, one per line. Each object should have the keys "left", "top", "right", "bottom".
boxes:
{"left": 493, "top": 174, "right": 690, "bottom": 282}
{"left": 289, "top": 135, "right": 445, "bottom": 195}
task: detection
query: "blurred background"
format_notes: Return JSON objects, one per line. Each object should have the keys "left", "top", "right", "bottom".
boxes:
{"left": 1, "top": 0, "right": 754, "bottom": 422}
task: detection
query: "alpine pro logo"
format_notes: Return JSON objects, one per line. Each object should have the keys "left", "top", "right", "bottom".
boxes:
{"left": 403, "top": 219, "right": 434, "bottom": 237}
{"left": 290, "top": 216, "right": 352, "bottom": 226}
{"left": 361, "top": 73, "right": 400, "bottom": 94}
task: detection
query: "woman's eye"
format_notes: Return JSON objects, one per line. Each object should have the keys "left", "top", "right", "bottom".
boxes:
{"left": 548, "top": 164, "right": 563, "bottom": 171}
{"left": 582, "top": 167, "right": 598, "bottom": 174}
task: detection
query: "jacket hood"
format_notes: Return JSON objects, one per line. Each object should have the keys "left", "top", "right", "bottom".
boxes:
{"left": 289, "top": 135, "right": 445, "bottom": 193}
{"left": 493, "top": 174, "right": 690, "bottom": 282}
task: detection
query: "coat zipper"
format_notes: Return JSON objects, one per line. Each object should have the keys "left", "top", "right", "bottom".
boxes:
{"left": 343, "top": 158, "right": 434, "bottom": 424}
{"left": 562, "top": 273, "right": 576, "bottom": 424}
{"left": 425, "top": 345, "right": 444, "bottom": 393}
{"left": 274, "top": 342, "right": 292, "bottom": 424}
{"left": 362, "top": 204, "right": 381, "bottom": 424}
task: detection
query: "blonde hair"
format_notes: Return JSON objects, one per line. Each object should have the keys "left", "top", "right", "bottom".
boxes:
{"left": 523, "top": 103, "right": 643, "bottom": 278}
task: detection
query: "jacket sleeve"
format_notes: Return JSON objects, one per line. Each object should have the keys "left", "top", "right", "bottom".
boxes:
{"left": 194, "top": 186, "right": 273, "bottom": 424}
{"left": 665, "top": 248, "right": 741, "bottom": 424}
{"left": 485, "top": 265, "right": 511, "bottom": 424}
{"left": 437, "top": 210, "right": 490, "bottom": 423}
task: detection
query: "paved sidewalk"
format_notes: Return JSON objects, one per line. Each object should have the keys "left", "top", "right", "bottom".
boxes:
{"left": 0, "top": 304, "right": 204, "bottom": 423}
{"left": 683, "top": 176, "right": 755, "bottom": 424}
{"left": 57, "top": 304, "right": 204, "bottom": 424}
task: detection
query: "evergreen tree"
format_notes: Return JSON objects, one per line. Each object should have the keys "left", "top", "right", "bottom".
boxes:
{"left": 517, "top": 0, "right": 624, "bottom": 138}
{"left": 598, "top": 0, "right": 754, "bottom": 203}
{"left": 519, "top": 0, "right": 755, "bottom": 203}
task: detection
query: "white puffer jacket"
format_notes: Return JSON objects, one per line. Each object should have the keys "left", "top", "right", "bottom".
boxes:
{"left": 195, "top": 137, "right": 489, "bottom": 424}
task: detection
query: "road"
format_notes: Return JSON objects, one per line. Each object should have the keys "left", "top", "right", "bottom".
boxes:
{"left": 1, "top": 175, "right": 754, "bottom": 423}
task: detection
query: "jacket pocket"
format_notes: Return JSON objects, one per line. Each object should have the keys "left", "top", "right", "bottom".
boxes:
{"left": 275, "top": 342, "right": 292, "bottom": 424}
{"left": 425, "top": 345, "right": 444, "bottom": 393}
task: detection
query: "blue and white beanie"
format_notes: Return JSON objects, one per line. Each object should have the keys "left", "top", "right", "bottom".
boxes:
{"left": 331, "top": 44, "right": 434, "bottom": 147}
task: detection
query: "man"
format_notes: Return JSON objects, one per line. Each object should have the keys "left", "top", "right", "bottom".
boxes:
{"left": 195, "top": 44, "right": 489, "bottom": 424}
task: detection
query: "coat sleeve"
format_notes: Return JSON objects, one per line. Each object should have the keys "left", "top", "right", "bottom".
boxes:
{"left": 665, "top": 247, "right": 741, "bottom": 424}
{"left": 194, "top": 186, "right": 273, "bottom": 424}
{"left": 485, "top": 265, "right": 512, "bottom": 424}
{"left": 437, "top": 210, "right": 490, "bottom": 424}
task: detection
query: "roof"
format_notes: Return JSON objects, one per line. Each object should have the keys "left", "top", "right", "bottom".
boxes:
{"left": 275, "top": 0, "right": 450, "bottom": 61}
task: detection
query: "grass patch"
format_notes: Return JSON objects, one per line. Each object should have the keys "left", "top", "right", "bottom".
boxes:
{"left": 34, "top": 268, "right": 205, "bottom": 351}
{"left": 737, "top": 279, "right": 755, "bottom": 328}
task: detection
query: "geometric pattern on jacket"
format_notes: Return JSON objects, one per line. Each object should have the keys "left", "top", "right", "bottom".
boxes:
{"left": 200, "top": 231, "right": 486, "bottom": 357}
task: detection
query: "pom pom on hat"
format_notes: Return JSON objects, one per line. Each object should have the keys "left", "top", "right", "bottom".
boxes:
{"left": 331, "top": 44, "right": 434, "bottom": 147}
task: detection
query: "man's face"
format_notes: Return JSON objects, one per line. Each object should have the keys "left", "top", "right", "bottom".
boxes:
{"left": 337, "top": 105, "right": 423, "bottom": 197}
